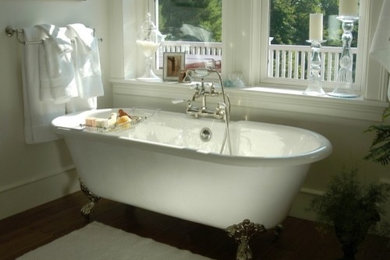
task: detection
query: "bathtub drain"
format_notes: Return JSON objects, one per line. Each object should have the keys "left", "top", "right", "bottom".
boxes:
{"left": 200, "top": 127, "right": 212, "bottom": 142}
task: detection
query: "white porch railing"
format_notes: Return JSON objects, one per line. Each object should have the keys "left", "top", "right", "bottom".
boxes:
{"left": 160, "top": 41, "right": 357, "bottom": 82}
{"left": 159, "top": 41, "right": 222, "bottom": 70}
{"left": 268, "top": 44, "right": 358, "bottom": 82}
{"left": 160, "top": 40, "right": 223, "bottom": 56}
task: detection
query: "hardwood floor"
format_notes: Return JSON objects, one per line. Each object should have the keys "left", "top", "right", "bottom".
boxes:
{"left": 0, "top": 191, "right": 389, "bottom": 260}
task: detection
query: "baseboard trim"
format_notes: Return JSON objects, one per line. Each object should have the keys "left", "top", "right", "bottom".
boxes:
{"left": 0, "top": 165, "right": 75, "bottom": 193}
{"left": 299, "top": 187, "right": 324, "bottom": 196}
{"left": 0, "top": 167, "right": 80, "bottom": 220}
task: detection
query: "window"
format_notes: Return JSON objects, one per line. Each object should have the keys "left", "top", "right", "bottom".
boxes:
{"left": 267, "top": 0, "right": 359, "bottom": 87}
{"left": 157, "top": 0, "right": 222, "bottom": 71}
{"left": 117, "top": 0, "right": 388, "bottom": 108}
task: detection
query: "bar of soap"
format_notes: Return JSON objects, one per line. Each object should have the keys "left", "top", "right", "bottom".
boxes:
{"left": 85, "top": 117, "right": 96, "bottom": 127}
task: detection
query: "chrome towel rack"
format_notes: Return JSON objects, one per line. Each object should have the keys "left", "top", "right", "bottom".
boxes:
{"left": 5, "top": 25, "right": 102, "bottom": 45}
{"left": 5, "top": 26, "right": 34, "bottom": 44}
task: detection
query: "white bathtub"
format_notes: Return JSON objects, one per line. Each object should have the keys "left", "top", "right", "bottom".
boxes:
{"left": 52, "top": 108, "right": 331, "bottom": 230}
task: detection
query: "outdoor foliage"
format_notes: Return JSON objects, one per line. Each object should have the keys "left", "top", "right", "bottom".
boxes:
{"left": 270, "top": 0, "right": 358, "bottom": 47}
{"left": 159, "top": 0, "right": 358, "bottom": 46}
{"left": 159, "top": 0, "right": 222, "bottom": 42}
{"left": 271, "top": 0, "right": 322, "bottom": 45}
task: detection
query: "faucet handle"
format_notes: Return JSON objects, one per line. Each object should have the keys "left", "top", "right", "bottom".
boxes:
{"left": 215, "top": 102, "right": 227, "bottom": 119}
{"left": 210, "top": 83, "right": 218, "bottom": 95}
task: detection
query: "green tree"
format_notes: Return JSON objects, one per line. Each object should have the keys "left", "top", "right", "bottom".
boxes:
{"left": 199, "top": 0, "right": 222, "bottom": 42}
{"left": 270, "top": 0, "right": 297, "bottom": 44}
{"left": 270, "top": 0, "right": 359, "bottom": 47}
{"left": 159, "top": 0, "right": 357, "bottom": 47}
{"left": 293, "top": 0, "right": 322, "bottom": 45}
{"left": 159, "top": 0, "right": 222, "bottom": 42}
{"left": 271, "top": 0, "right": 322, "bottom": 45}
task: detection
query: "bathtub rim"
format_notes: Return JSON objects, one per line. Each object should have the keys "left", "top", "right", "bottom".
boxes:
{"left": 53, "top": 119, "right": 332, "bottom": 168}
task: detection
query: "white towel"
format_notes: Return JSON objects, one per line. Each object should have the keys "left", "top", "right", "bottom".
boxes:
{"left": 21, "top": 27, "right": 65, "bottom": 144}
{"left": 36, "top": 24, "right": 78, "bottom": 103}
{"left": 67, "top": 23, "right": 104, "bottom": 99}
{"left": 370, "top": 0, "right": 390, "bottom": 73}
{"left": 65, "top": 97, "right": 97, "bottom": 114}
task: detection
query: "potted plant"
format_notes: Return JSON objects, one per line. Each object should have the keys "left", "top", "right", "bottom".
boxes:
{"left": 310, "top": 169, "right": 390, "bottom": 260}
{"left": 365, "top": 107, "right": 390, "bottom": 165}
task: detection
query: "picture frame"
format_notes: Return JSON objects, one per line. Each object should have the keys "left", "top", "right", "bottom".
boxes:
{"left": 163, "top": 52, "right": 186, "bottom": 81}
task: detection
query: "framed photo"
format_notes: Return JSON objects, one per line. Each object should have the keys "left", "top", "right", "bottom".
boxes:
{"left": 163, "top": 52, "right": 185, "bottom": 81}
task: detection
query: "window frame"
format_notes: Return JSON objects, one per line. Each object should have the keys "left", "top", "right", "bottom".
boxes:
{"left": 111, "top": 0, "right": 389, "bottom": 122}
{"left": 259, "top": 1, "right": 360, "bottom": 90}
{"left": 221, "top": 0, "right": 388, "bottom": 102}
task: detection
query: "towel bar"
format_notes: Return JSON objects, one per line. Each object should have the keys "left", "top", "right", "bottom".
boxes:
{"left": 5, "top": 26, "right": 36, "bottom": 44}
{"left": 5, "top": 25, "right": 102, "bottom": 45}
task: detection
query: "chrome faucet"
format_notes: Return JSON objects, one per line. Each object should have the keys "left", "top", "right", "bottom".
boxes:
{"left": 185, "top": 69, "right": 232, "bottom": 155}
{"left": 185, "top": 69, "right": 230, "bottom": 120}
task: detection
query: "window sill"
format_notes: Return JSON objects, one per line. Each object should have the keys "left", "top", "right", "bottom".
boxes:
{"left": 111, "top": 79, "right": 388, "bottom": 122}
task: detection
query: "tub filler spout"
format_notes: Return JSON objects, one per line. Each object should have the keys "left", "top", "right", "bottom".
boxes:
{"left": 185, "top": 69, "right": 231, "bottom": 121}
{"left": 185, "top": 68, "right": 232, "bottom": 154}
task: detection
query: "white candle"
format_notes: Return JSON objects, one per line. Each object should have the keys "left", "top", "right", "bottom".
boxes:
{"left": 309, "top": 13, "right": 323, "bottom": 41}
{"left": 339, "top": 0, "right": 359, "bottom": 17}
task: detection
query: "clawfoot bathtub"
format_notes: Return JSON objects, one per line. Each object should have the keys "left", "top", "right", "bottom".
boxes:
{"left": 52, "top": 108, "right": 332, "bottom": 259}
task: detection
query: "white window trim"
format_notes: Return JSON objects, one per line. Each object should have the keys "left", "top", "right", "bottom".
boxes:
{"left": 110, "top": 0, "right": 389, "bottom": 122}
{"left": 112, "top": 79, "right": 387, "bottom": 122}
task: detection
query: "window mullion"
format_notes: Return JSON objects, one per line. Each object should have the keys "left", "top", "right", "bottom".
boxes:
{"left": 222, "top": 0, "right": 261, "bottom": 85}
{"left": 247, "top": 0, "right": 263, "bottom": 85}
{"left": 361, "top": 0, "right": 388, "bottom": 101}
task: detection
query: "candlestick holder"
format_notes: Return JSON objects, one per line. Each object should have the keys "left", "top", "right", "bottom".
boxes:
{"left": 304, "top": 40, "right": 326, "bottom": 96}
{"left": 328, "top": 16, "right": 359, "bottom": 98}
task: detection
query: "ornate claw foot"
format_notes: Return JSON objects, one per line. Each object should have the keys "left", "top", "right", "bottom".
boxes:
{"left": 273, "top": 224, "right": 284, "bottom": 241}
{"left": 226, "top": 219, "right": 266, "bottom": 260}
{"left": 79, "top": 179, "right": 100, "bottom": 219}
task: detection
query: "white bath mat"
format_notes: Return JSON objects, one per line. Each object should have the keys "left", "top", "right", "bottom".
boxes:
{"left": 17, "top": 222, "right": 213, "bottom": 260}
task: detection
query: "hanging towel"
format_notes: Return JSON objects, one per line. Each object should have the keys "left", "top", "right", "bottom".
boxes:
{"left": 36, "top": 24, "right": 78, "bottom": 103}
{"left": 66, "top": 97, "right": 97, "bottom": 114}
{"left": 66, "top": 23, "right": 104, "bottom": 99}
{"left": 21, "top": 26, "right": 65, "bottom": 144}
{"left": 370, "top": 0, "right": 390, "bottom": 73}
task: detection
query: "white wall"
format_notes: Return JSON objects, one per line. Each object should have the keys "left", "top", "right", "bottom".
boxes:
{"left": 0, "top": 0, "right": 111, "bottom": 220}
